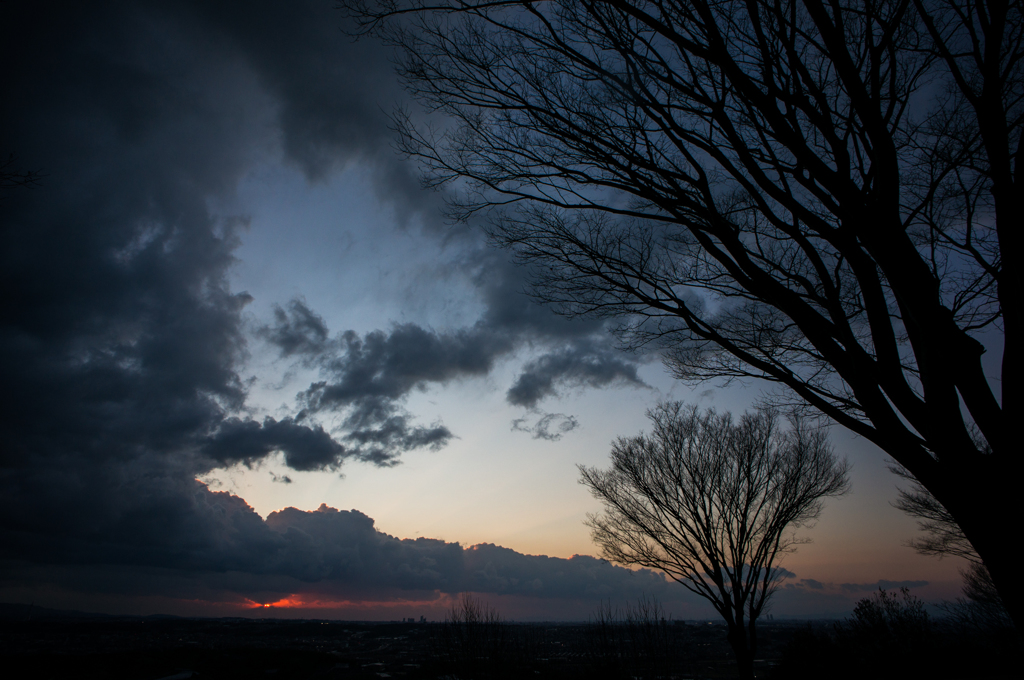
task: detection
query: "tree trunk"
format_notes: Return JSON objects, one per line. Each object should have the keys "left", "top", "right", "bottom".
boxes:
{"left": 982, "top": 545, "right": 1024, "bottom": 633}
{"left": 959, "top": 492, "right": 1024, "bottom": 632}
{"left": 726, "top": 625, "right": 756, "bottom": 680}
{"left": 937, "top": 460, "right": 1024, "bottom": 633}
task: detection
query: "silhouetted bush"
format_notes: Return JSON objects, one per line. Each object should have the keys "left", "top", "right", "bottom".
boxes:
{"left": 431, "top": 594, "right": 538, "bottom": 678}
{"left": 847, "top": 587, "right": 931, "bottom": 661}
{"left": 771, "top": 587, "right": 1017, "bottom": 680}
{"left": 582, "top": 596, "right": 694, "bottom": 679}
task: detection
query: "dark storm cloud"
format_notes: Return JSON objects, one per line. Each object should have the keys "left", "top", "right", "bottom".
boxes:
{"left": 263, "top": 299, "right": 511, "bottom": 405}
{"left": 4, "top": 502, "right": 685, "bottom": 608}
{"left": 202, "top": 417, "right": 346, "bottom": 471}
{"left": 177, "top": 0, "right": 406, "bottom": 176}
{"left": 200, "top": 0, "right": 649, "bottom": 423}
{"left": 0, "top": 0, "right": 444, "bottom": 576}
{"left": 2, "top": 2, "right": 258, "bottom": 479}
{"left": 460, "top": 544, "right": 672, "bottom": 600}
{"left": 338, "top": 408, "right": 453, "bottom": 466}
{"left": 0, "top": 0, "right": 649, "bottom": 600}
{"left": 276, "top": 509, "right": 676, "bottom": 600}
{"left": 4, "top": 472, "right": 282, "bottom": 572}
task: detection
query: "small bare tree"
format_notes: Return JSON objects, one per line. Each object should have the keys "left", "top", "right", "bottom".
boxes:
{"left": 579, "top": 402, "right": 848, "bottom": 679}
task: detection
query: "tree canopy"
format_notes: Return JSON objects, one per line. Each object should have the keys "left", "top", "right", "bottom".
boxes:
{"left": 580, "top": 402, "right": 848, "bottom": 678}
{"left": 349, "top": 0, "right": 1023, "bottom": 626}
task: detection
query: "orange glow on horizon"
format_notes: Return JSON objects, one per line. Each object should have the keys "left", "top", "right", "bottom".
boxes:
{"left": 244, "top": 593, "right": 447, "bottom": 610}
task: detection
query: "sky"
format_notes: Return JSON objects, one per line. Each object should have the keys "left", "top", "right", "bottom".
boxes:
{"left": 0, "top": 0, "right": 969, "bottom": 621}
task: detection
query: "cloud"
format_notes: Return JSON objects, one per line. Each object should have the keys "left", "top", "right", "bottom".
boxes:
{"left": 259, "top": 299, "right": 332, "bottom": 360}
{"left": 511, "top": 412, "right": 580, "bottom": 441}
{"left": 338, "top": 411, "right": 453, "bottom": 466}
{"left": 178, "top": 0, "right": 407, "bottom": 179}
{"left": 2, "top": 5, "right": 265, "bottom": 470}
{"left": 202, "top": 417, "right": 347, "bottom": 471}
{"left": 0, "top": 0, "right": 653, "bottom": 609}
{"left": 2, "top": 500, "right": 693, "bottom": 614}
{"left": 839, "top": 580, "right": 930, "bottom": 593}
{"left": 307, "top": 323, "right": 511, "bottom": 405}
{"left": 260, "top": 295, "right": 643, "bottom": 457}
{"left": 261, "top": 279, "right": 647, "bottom": 456}
{"left": 781, "top": 578, "right": 930, "bottom": 595}
{"left": 506, "top": 343, "right": 648, "bottom": 408}
{"left": 460, "top": 544, "right": 673, "bottom": 600}
{"left": 0, "top": 0, "right": 394, "bottom": 575}
{"left": 769, "top": 577, "right": 939, "bottom": 618}
{"left": 260, "top": 301, "right": 514, "bottom": 462}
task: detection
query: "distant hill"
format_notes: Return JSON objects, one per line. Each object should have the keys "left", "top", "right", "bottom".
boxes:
{"left": 0, "top": 602, "right": 117, "bottom": 621}
{"left": 0, "top": 602, "right": 188, "bottom": 621}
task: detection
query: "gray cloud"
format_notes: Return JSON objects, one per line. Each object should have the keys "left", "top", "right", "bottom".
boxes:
{"left": 0, "top": 0, "right": 401, "bottom": 575}
{"left": 263, "top": 286, "right": 646, "bottom": 456}
{"left": 507, "top": 343, "right": 648, "bottom": 408}
{"left": 511, "top": 412, "right": 580, "bottom": 441}
{"left": 202, "top": 417, "right": 347, "bottom": 471}
{"left": 309, "top": 323, "right": 511, "bottom": 405}
{"left": 338, "top": 410, "right": 453, "bottom": 466}
{"left": 840, "top": 580, "right": 930, "bottom": 593}
{"left": 466, "top": 254, "right": 652, "bottom": 412}
{"left": 259, "top": 299, "right": 332, "bottom": 360}
{"left": 261, "top": 300, "right": 515, "bottom": 462}
{"left": 2, "top": 500, "right": 689, "bottom": 611}
{"left": 768, "top": 577, "right": 940, "bottom": 618}
{"left": 261, "top": 294, "right": 645, "bottom": 458}
{"left": 177, "top": 0, "right": 406, "bottom": 178}
{"left": 0, "top": 0, "right": 651, "bottom": 603}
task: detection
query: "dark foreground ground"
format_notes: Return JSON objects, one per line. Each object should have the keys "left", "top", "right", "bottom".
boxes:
{"left": 0, "top": 604, "right": 1016, "bottom": 679}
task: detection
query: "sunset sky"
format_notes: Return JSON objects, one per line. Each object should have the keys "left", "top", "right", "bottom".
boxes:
{"left": 0, "top": 0, "right": 972, "bottom": 621}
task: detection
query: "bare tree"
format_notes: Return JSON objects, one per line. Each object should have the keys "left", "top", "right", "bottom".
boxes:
{"left": 348, "top": 0, "right": 1023, "bottom": 626}
{"left": 579, "top": 402, "right": 848, "bottom": 679}
{"left": 0, "top": 154, "right": 41, "bottom": 192}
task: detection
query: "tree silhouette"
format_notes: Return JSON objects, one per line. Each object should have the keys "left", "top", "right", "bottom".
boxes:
{"left": 0, "top": 154, "right": 41, "bottom": 192}
{"left": 579, "top": 402, "right": 848, "bottom": 679}
{"left": 892, "top": 462, "right": 1012, "bottom": 627}
{"left": 349, "top": 0, "right": 1023, "bottom": 627}
{"left": 891, "top": 462, "right": 982, "bottom": 564}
